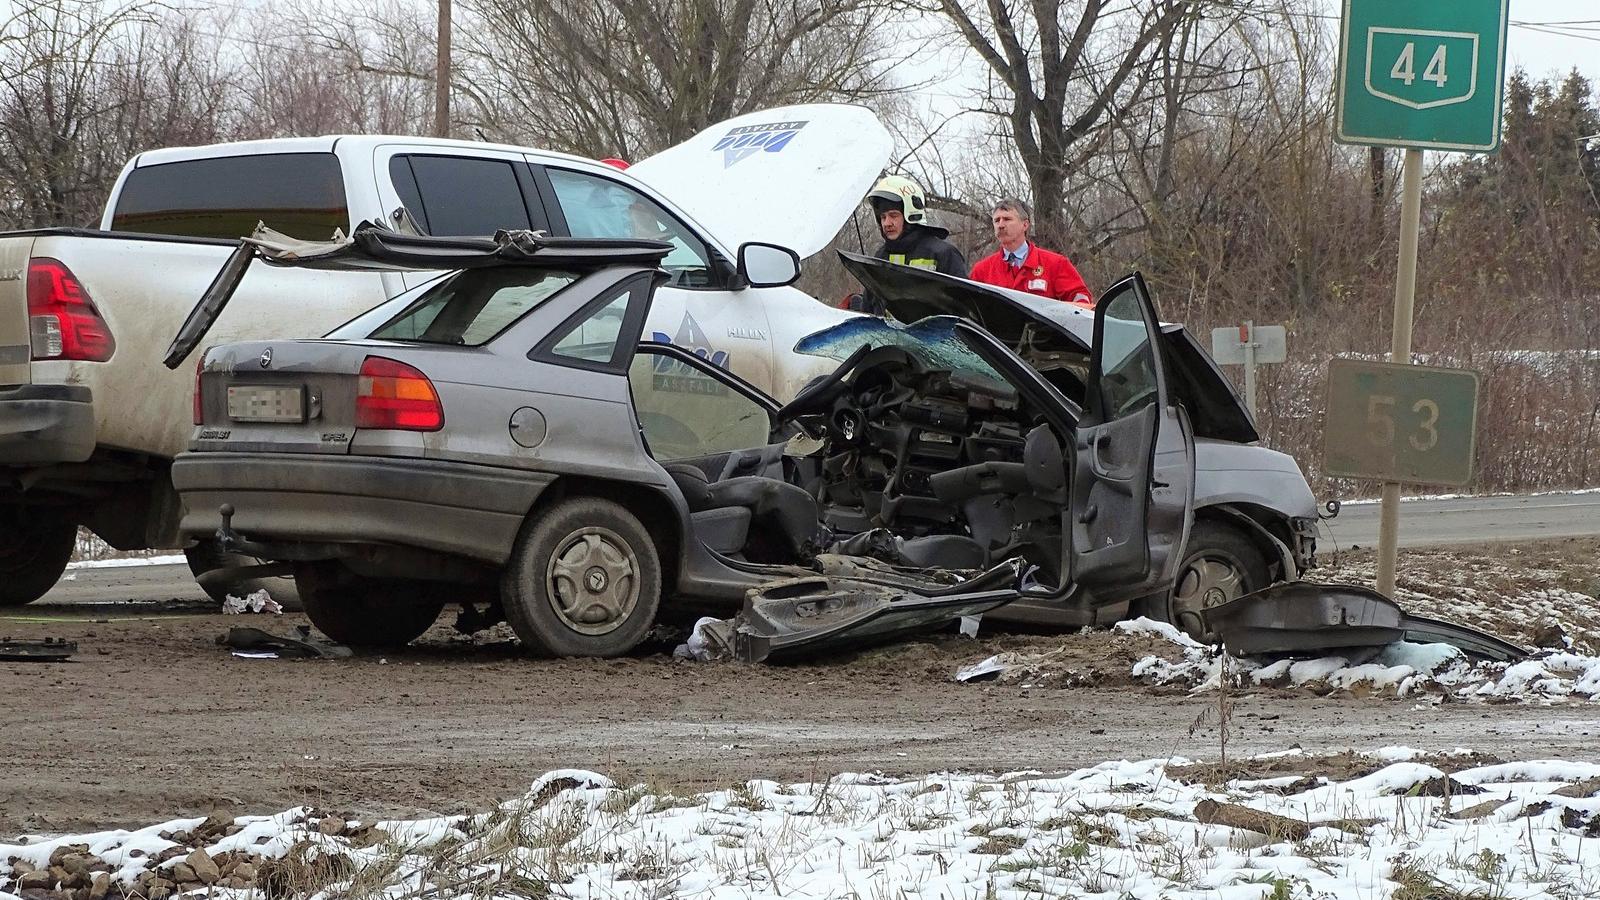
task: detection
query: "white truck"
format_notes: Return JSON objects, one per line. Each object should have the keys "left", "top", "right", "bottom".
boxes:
{"left": 0, "top": 104, "right": 884, "bottom": 606}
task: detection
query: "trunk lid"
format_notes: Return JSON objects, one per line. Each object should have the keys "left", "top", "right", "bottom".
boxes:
{"left": 193, "top": 339, "right": 381, "bottom": 454}
{"left": 0, "top": 237, "right": 33, "bottom": 384}
{"left": 624, "top": 104, "right": 892, "bottom": 260}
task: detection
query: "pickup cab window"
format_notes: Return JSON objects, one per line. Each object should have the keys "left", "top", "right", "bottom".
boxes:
{"left": 111, "top": 152, "right": 348, "bottom": 240}
{"left": 545, "top": 169, "right": 716, "bottom": 288}
{"left": 390, "top": 155, "right": 545, "bottom": 237}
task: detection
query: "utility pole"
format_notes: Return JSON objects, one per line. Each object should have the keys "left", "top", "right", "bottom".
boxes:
{"left": 434, "top": 0, "right": 451, "bottom": 138}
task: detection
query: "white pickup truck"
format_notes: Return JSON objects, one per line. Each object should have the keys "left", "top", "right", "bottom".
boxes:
{"left": 0, "top": 104, "right": 886, "bottom": 605}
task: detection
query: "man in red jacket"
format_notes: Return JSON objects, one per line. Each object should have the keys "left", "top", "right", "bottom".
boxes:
{"left": 969, "top": 199, "right": 1093, "bottom": 306}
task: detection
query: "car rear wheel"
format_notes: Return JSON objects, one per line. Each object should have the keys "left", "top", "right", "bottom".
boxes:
{"left": 0, "top": 512, "right": 77, "bottom": 607}
{"left": 501, "top": 497, "right": 661, "bottom": 658}
{"left": 1139, "top": 521, "right": 1269, "bottom": 643}
{"left": 295, "top": 563, "right": 444, "bottom": 647}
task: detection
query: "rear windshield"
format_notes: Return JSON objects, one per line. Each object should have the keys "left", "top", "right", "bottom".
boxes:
{"left": 110, "top": 152, "right": 348, "bottom": 240}
{"left": 367, "top": 268, "right": 579, "bottom": 346}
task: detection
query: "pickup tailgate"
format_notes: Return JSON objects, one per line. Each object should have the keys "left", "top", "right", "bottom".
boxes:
{"left": 0, "top": 236, "right": 31, "bottom": 385}
{"left": 22, "top": 230, "right": 392, "bottom": 459}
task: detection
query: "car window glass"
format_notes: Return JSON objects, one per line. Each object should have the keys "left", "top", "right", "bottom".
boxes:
{"left": 628, "top": 352, "right": 771, "bottom": 460}
{"left": 550, "top": 291, "right": 631, "bottom": 363}
{"left": 1097, "top": 285, "right": 1159, "bottom": 417}
{"left": 403, "top": 155, "right": 532, "bottom": 236}
{"left": 111, "top": 152, "right": 347, "bottom": 240}
{"left": 368, "top": 268, "right": 577, "bottom": 346}
{"left": 546, "top": 168, "right": 714, "bottom": 287}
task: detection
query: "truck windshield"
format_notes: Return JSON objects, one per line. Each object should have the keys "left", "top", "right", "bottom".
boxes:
{"left": 366, "top": 268, "right": 578, "bottom": 346}
{"left": 110, "top": 153, "right": 349, "bottom": 241}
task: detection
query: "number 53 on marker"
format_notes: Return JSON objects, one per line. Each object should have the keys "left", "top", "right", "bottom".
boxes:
{"left": 1323, "top": 359, "right": 1480, "bottom": 487}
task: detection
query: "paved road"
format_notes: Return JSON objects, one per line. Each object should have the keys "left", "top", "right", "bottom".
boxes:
{"left": 23, "top": 491, "right": 1600, "bottom": 607}
{"left": 1320, "top": 490, "right": 1600, "bottom": 550}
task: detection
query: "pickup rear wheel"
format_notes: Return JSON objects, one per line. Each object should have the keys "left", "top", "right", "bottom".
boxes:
{"left": 1137, "top": 521, "right": 1269, "bottom": 643}
{"left": 294, "top": 563, "right": 444, "bottom": 647}
{"left": 0, "top": 513, "right": 77, "bottom": 607}
{"left": 501, "top": 497, "right": 661, "bottom": 658}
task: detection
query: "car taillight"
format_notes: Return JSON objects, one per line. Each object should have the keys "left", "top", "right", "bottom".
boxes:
{"left": 28, "top": 258, "right": 115, "bottom": 362}
{"left": 193, "top": 356, "right": 205, "bottom": 426}
{"left": 356, "top": 356, "right": 443, "bottom": 431}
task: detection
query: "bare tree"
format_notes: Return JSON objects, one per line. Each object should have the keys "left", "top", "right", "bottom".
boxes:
{"left": 456, "top": 0, "right": 905, "bottom": 158}
{"left": 931, "top": 0, "right": 1194, "bottom": 249}
{"left": 0, "top": 0, "right": 164, "bottom": 226}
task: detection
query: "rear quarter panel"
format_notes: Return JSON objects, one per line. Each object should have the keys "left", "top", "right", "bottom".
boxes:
{"left": 31, "top": 233, "right": 393, "bottom": 458}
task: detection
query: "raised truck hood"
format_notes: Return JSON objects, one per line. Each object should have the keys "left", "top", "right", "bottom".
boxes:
{"left": 624, "top": 104, "right": 893, "bottom": 260}
{"left": 836, "top": 252, "right": 1260, "bottom": 443}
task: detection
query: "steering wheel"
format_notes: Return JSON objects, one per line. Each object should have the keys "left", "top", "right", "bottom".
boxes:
{"left": 775, "top": 343, "right": 874, "bottom": 421}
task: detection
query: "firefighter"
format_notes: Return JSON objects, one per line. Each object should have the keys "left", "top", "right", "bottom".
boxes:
{"left": 968, "top": 199, "right": 1092, "bottom": 305}
{"left": 845, "top": 176, "right": 966, "bottom": 314}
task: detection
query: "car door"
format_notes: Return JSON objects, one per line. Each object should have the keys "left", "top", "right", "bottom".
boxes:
{"left": 1068, "top": 274, "right": 1194, "bottom": 603}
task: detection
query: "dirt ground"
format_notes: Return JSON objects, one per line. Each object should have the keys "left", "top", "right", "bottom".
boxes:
{"left": 5, "top": 539, "right": 1600, "bottom": 840}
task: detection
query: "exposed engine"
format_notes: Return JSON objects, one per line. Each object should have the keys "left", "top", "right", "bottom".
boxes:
{"left": 779, "top": 347, "right": 1067, "bottom": 578}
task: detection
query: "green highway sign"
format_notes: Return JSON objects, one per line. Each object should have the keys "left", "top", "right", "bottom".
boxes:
{"left": 1336, "top": 0, "right": 1508, "bottom": 152}
{"left": 1323, "top": 359, "right": 1480, "bottom": 486}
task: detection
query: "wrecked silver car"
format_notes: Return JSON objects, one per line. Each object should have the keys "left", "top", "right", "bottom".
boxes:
{"left": 833, "top": 253, "right": 1320, "bottom": 635}
{"left": 166, "top": 224, "right": 1197, "bottom": 658}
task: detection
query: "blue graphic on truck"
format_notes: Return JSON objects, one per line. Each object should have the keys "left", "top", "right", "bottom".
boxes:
{"left": 711, "top": 121, "right": 807, "bottom": 168}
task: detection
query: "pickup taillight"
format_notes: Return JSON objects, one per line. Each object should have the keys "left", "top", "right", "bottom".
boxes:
{"left": 355, "top": 356, "right": 444, "bottom": 431}
{"left": 28, "top": 258, "right": 116, "bottom": 362}
{"left": 193, "top": 356, "right": 205, "bottom": 425}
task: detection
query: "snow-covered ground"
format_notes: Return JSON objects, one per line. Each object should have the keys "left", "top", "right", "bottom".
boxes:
{"left": 5, "top": 751, "right": 1600, "bottom": 900}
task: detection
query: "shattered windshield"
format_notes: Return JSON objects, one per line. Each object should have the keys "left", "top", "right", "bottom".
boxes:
{"left": 794, "top": 316, "right": 1006, "bottom": 382}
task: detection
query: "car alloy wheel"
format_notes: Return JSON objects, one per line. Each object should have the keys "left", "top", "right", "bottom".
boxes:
{"left": 545, "top": 526, "right": 640, "bottom": 635}
{"left": 1164, "top": 521, "right": 1269, "bottom": 643}
{"left": 502, "top": 497, "right": 662, "bottom": 658}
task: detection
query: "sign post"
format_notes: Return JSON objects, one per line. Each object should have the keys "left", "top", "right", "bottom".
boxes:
{"left": 1333, "top": 0, "right": 1506, "bottom": 597}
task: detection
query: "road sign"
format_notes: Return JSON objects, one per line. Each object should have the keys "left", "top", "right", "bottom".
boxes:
{"left": 1209, "top": 323, "right": 1286, "bottom": 365}
{"left": 1323, "top": 359, "right": 1480, "bottom": 486}
{"left": 1210, "top": 321, "right": 1286, "bottom": 422}
{"left": 1336, "top": 0, "right": 1508, "bottom": 152}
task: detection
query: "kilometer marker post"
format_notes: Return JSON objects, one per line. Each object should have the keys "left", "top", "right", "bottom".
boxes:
{"left": 1331, "top": 0, "right": 1506, "bottom": 598}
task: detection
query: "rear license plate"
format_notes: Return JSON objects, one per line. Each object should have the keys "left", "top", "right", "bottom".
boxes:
{"left": 227, "top": 385, "right": 306, "bottom": 423}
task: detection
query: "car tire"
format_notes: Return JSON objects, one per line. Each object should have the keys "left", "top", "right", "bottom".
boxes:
{"left": 0, "top": 513, "right": 77, "bottom": 607}
{"left": 1137, "top": 521, "right": 1269, "bottom": 643}
{"left": 501, "top": 497, "right": 661, "bottom": 658}
{"left": 185, "top": 540, "right": 303, "bottom": 610}
{"left": 295, "top": 563, "right": 443, "bottom": 647}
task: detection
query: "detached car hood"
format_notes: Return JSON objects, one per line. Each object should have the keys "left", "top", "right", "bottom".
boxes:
{"left": 625, "top": 104, "right": 892, "bottom": 260}
{"left": 836, "top": 253, "right": 1260, "bottom": 443}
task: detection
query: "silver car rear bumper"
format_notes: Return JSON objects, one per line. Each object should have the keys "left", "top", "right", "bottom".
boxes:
{"left": 173, "top": 452, "right": 553, "bottom": 564}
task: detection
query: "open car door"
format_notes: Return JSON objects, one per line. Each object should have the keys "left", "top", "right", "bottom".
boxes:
{"left": 1068, "top": 274, "right": 1194, "bottom": 605}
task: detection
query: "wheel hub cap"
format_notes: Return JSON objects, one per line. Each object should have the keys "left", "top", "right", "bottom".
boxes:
{"left": 1172, "top": 558, "right": 1248, "bottom": 641}
{"left": 547, "top": 528, "right": 638, "bottom": 636}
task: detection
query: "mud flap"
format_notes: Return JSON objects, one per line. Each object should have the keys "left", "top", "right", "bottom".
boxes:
{"left": 703, "top": 560, "right": 1023, "bottom": 663}
{"left": 1203, "top": 581, "right": 1528, "bottom": 661}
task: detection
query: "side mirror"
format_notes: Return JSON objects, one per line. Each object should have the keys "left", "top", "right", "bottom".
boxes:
{"left": 736, "top": 242, "right": 801, "bottom": 289}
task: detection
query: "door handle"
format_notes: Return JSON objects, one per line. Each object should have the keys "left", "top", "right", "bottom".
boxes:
{"left": 1078, "top": 504, "right": 1098, "bottom": 524}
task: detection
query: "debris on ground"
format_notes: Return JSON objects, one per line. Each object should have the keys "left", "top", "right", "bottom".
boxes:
{"left": 0, "top": 637, "right": 77, "bottom": 662}
{"left": 1116, "top": 617, "right": 1600, "bottom": 702}
{"left": 220, "top": 590, "right": 282, "bottom": 615}
{"left": 217, "top": 626, "right": 351, "bottom": 659}
{"left": 6, "top": 750, "right": 1600, "bottom": 899}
